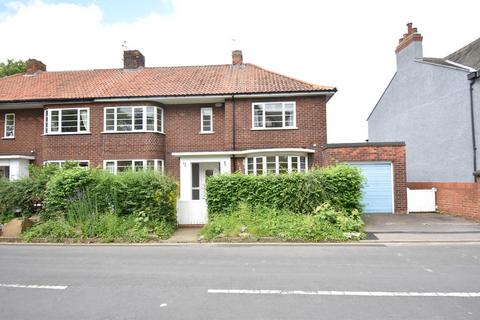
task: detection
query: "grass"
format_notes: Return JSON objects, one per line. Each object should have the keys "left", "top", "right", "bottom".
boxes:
{"left": 201, "top": 203, "right": 365, "bottom": 242}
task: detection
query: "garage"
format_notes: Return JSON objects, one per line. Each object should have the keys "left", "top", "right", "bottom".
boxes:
{"left": 349, "top": 162, "right": 394, "bottom": 214}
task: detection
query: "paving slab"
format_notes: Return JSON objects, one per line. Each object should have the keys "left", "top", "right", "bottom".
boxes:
{"left": 364, "top": 213, "right": 480, "bottom": 241}
{"left": 166, "top": 227, "right": 201, "bottom": 243}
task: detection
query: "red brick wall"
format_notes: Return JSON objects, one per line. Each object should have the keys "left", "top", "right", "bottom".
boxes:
{"left": 408, "top": 182, "right": 480, "bottom": 220}
{"left": 320, "top": 143, "right": 407, "bottom": 214}
{"left": 0, "top": 109, "right": 43, "bottom": 161}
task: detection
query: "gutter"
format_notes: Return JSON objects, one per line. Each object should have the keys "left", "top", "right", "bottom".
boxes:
{"left": 467, "top": 70, "right": 479, "bottom": 179}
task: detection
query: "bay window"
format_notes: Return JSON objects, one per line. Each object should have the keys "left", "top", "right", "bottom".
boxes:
{"left": 104, "top": 106, "right": 163, "bottom": 133}
{"left": 44, "top": 108, "right": 89, "bottom": 134}
{"left": 252, "top": 102, "right": 296, "bottom": 129}
{"left": 103, "top": 159, "right": 164, "bottom": 174}
{"left": 246, "top": 155, "right": 308, "bottom": 175}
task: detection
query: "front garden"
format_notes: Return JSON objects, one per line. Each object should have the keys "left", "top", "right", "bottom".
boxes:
{"left": 202, "top": 165, "right": 365, "bottom": 241}
{"left": 0, "top": 164, "right": 177, "bottom": 242}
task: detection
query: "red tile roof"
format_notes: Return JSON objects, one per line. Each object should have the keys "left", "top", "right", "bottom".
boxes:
{"left": 0, "top": 63, "right": 335, "bottom": 102}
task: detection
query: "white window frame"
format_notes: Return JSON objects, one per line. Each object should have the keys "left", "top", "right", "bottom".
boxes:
{"left": 4, "top": 113, "right": 15, "bottom": 138}
{"left": 251, "top": 101, "right": 296, "bottom": 130}
{"left": 200, "top": 107, "right": 213, "bottom": 133}
{"left": 43, "top": 160, "right": 90, "bottom": 168}
{"left": 44, "top": 108, "right": 90, "bottom": 134}
{"left": 102, "top": 159, "right": 164, "bottom": 174}
{"left": 103, "top": 106, "right": 164, "bottom": 133}
{"left": 244, "top": 155, "right": 308, "bottom": 175}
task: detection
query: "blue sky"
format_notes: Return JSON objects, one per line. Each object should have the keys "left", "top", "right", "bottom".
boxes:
{"left": 0, "top": 0, "right": 174, "bottom": 23}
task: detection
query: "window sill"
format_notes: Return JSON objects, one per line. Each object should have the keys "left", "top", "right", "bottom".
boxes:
{"left": 2, "top": 136, "right": 15, "bottom": 140}
{"left": 250, "top": 127, "right": 298, "bottom": 131}
{"left": 43, "top": 132, "right": 91, "bottom": 136}
{"left": 199, "top": 131, "right": 214, "bottom": 134}
{"left": 101, "top": 131, "right": 165, "bottom": 135}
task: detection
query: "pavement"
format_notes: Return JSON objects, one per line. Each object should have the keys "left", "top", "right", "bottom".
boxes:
{"left": 166, "top": 227, "right": 202, "bottom": 243}
{"left": 0, "top": 243, "right": 479, "bottom": 319}
{"left": 364, "top": 212, "right": 480, "bottom": 242}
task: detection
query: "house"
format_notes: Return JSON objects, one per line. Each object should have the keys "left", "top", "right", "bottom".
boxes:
{"left": 368, "top": 23, "right": 480, "bottom": 219}
{"left": 0, "top": 49, "right": 407, "bottom": 223}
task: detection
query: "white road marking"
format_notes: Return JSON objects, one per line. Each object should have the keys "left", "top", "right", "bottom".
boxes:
{"left": 160, "top": 304, "right": 168, "bottom": 308}
{"left": 0, "top": 283, "right": 68, "bottom": 290}
{"left": 208, "top": 289, "right": 480, "bottom": 298}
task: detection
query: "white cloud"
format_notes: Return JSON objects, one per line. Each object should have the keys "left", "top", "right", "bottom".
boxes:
{"left": 0, "top": 0, "right": 479, "bottom": 142}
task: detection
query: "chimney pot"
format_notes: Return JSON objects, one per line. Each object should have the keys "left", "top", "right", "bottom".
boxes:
{"left": 26, "top": 59, "right": 46, "bottom": 74}
{"left": 123, "top": 50, "right": 145, "bottom": 69}
{"left": 232, "top": 50, "right": 243, "bottom": 65}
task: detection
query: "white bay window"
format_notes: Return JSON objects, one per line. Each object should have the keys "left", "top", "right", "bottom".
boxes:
{"left": 246, "top": 155, "right": 307, "bottom": 175}
{"left": 252, "top": 102, "right": 296, "bottom": 129}
{"left": 104, "top": 106, "right": 163, "bottom": 133}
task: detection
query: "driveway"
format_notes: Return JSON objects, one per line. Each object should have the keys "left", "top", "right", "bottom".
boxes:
{"left": 364, "top": 213, "right": 480, "bottom": 242}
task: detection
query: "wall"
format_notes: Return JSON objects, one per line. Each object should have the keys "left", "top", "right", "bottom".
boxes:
{"left": 320, "top": 143, "right": 407, "bottom": 214}
{"left": 368, "top": 60, "right": 479, "bottom": 183}
{"left": 408, "top": 182, "right": 480, "bottom": 220}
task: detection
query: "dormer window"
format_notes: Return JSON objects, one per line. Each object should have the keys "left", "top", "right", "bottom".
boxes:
{"left": 252, "top": 102, "right": 296, "bottom": 129}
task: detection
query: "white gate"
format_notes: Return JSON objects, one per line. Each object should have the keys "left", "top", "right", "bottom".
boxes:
{"left": 407, "top": 188, "right": 437, "bottom": 213}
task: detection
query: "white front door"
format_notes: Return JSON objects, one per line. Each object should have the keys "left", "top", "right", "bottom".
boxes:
{"left": 199, "top": 162, "right": 220, "bottom": 199}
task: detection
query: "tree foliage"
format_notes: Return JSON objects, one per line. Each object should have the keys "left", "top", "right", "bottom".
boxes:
{"left": 0, "top": 59, "right": 27, "bottom": 78}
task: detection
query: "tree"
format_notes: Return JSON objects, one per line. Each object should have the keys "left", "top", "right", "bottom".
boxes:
{"left": 0, "top": 59, "right": 27, "bottom": 78}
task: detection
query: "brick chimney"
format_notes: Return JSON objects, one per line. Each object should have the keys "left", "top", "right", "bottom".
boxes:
{"left": 26, "top": 59, "right": 46, "bottom": 74}
{"left": 395, "top": 23, "right": 423, "bottom": 70}
{"left": 123, "top": 50, "right": 145, "bottom": 69}
{"left": 232, "top": 50, "right": 243, "bottom": 65}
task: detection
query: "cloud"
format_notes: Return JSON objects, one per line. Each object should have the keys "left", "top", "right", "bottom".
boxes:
{"left": 0, "top": 0, "right": 479, "bottom": 142}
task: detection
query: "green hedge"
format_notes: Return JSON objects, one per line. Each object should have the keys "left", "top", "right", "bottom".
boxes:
{"left": 43, "top": 168, "right": 178, "bottom": 222}
{"left": 206, "top": 165, "right": 363, "bottom": 215}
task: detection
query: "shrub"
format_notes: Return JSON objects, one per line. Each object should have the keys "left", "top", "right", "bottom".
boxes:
{"left": 206, "top": 165, "right": 363, "bottom": 216}
{"left": 23, "top": 219, "right": 76, "bottom": 242}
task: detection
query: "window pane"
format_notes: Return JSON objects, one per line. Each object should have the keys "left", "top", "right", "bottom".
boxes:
{"left": 157, "top": 160, "right": 164, "bottom": 173}
{"left": 117, "top": 107, "right": 132, "bottom": 131}
{"left": 77, "top": 161, "right": 89, "bottom": 168}
{"left": 266, "top": 156, "right": 276, "bottom": 174}
{"left": 5, "top": 114, "right": 14, "bottom": 137}
{"left": 202, "top": 108, "right": 212, "bottom": 132}
{"left": 265, "top": 103, "right": 283, "bottom": 128}
{"left": 300, "top": 157, "right": 306, "bottom": 172}
{"left": 105, "top": 109, "right": 115, "bottom": 131}
{"left": 133, "top": 160, "right": 144, "bottom": 171}
{"left": 146, "top": 160, "right": 155, "bottom": 170}
{"left": 255, "top": 157, "right": 264, "bottom": 175}
{"left": 105, "top": 161, "right": 115, "bottom": 174}
{"left": 285, "top": 103, "right": 294, "bottom": 127}
{"left": 117, "top": 160, "right": 132, "bottom": 172}
{"left": 253, "top": 104, "right": 263, "bottom": 128}
{"left": 247, "top": 158, "right": 254, "bottom": 174}
{"left": 156, "top": 107, "right": 163, "bottom": 132}
{"left": 291, "top": 156, "right": 299, "bottom": 172}
{"left": 134, "top": 108, "right": 144, "bottom": 130}
{"left": 192, "top": 163, "right": 199, "bottom": 188}
{"left": 61, "top": 109, "right": 78, "bottom": 133}
{"left": 79, "top": 109, "right": 88, "bottom": 131}
{"left": 146, "top": 107, "right": 155, "bottom": 131}
{"left": 278, "top": 156, "right": 288, "bottom": 174}
{"left": 192, "top": 189, "right": 200, "bottom": 200}
{"left": 51, "top": 110, "right": 59, "bottom": 132}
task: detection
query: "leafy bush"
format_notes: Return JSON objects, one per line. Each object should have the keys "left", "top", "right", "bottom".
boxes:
{"left": 206, "top": 165, "right": 364, "bottom": 216}
{"left": 201, "top": 203, "right": 363, "bottom": 242}
{"left": 23, "top": 219, "right": 76, "bottom": 242}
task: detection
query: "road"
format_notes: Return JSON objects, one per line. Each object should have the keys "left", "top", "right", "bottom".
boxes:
{"left": 0, "top": 243, "right": 479, "bottom": 319}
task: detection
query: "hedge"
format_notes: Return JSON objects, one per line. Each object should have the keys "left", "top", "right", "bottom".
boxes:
{"left": 43, "top": 168, "right": 178, "bottom": 221}
{"left": 205, "top": 165, "right": 364, "bottom": 215}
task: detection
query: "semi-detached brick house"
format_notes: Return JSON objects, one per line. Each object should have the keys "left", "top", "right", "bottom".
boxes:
{"left": 0, "top": 50, "right": 407, "bottom": 224}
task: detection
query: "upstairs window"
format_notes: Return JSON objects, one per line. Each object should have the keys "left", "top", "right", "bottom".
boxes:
{"left": 4, "top": 113, "right": 15, "bottom": 138}
{"left": 104, "top": 106, "right": 163, "bottom": 133}
{"left": 200, "top": 107, "right": 213, "bottom": 133}
{"left": 246, "top": 155, "right": 307, "bottom": 175}
{"left": 252, "top": 102, "right": 296, "bottom": 129}
{"left": 44, "top": 108, "right": 89, "bottom": 134}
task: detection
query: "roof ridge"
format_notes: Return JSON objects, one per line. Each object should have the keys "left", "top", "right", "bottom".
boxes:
{"left": 247, "top": 63, "right": 335, "bottom": 90}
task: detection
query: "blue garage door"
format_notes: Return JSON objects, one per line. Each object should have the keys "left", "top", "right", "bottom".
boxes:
{"left": 349, "top": 163, "right": 393, "bottom": 214}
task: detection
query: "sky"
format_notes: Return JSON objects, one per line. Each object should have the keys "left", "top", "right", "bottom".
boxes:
{"left": 0, "top": 0, "right": 479, "bottom": 143}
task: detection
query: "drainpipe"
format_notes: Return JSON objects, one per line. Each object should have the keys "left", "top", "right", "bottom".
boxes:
{"left": 467, "top": 70, "right": 479, "bottom": 180}
{"left": 231, "top": 95, "right": 236, "bottom": 171}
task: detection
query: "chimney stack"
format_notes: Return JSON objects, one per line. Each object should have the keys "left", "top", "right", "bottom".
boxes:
{"left": 395, "top": 22, "right": 423, "bottom": 70}
{"left": 26, "top": 59, "right": 46, "bottom": 74}
{"left": 232, "top": 50, "right": 243, "bottom": 65}
{"left": 123, "top": 50, "right": 145, "bottom": 69}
